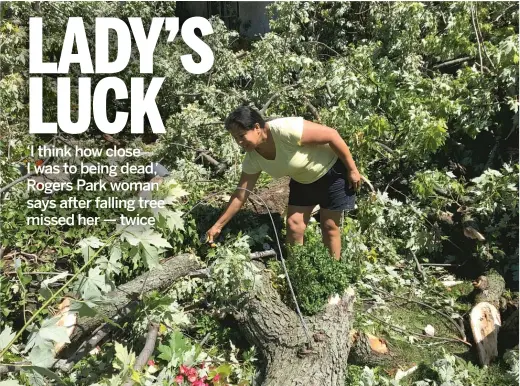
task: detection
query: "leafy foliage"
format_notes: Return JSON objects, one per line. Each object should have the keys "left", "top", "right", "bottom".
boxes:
{"left": 282, "top": 224, "right": 358, "bottom": 315}
{"left": 0, "top": 1, "right": 518, "bottom": 385}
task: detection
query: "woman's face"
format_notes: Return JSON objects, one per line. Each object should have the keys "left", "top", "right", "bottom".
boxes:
{"left": 229, "top": 124, "right": 262, "bottom": 152}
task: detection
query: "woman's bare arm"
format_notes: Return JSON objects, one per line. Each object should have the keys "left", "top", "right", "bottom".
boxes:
{"left": 207, "top": 171, "right": 261, "bottom": 242}
{"left": 300, "top": 120, "right": 360, "bottom": 189}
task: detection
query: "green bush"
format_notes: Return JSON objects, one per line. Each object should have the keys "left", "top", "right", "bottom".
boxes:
{"left": 284, "top": 225, "right": 356, "bottom": 315}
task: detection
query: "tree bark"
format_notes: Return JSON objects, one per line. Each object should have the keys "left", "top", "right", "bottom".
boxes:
{"left": 234, "top": 263, "right": 356, "bottom": 386}
{"left": 472, "top": 269, "right": 506, "bottom": 309}
{"left": 67, "top": 253, "right": 200, "bottom": 346}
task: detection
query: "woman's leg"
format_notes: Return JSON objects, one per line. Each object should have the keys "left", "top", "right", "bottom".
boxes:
{"left": 319, "top": 208, "right": 343, "bottom": 260}
{"left": 286, "top": 205, "right": 314, "bottom": 245}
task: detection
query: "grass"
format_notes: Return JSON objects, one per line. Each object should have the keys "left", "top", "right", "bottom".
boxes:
{"left": 351, "top": 281, "right": 516, "bottom": 385}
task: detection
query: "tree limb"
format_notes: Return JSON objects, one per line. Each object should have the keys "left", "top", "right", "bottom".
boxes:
{"left": 410, "top": 250, "right": 426, "bottom": 282}
{"left": 304, "top": 98, "right": 320, "bottom": 122}
{"left": 432, "top": 56, "right": 472, "bottom": 69}
{"left": 471, "top": 6, "right": 484, "bottom": 73}
{"left": 260, "top": 83, "right": 300, "bottom": 116}
{"left": 123, "top": 322, "right": 160, "bottom": 386}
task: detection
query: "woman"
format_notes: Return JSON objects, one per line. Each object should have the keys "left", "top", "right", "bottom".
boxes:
{"left": 206, "top": 106, "right": 361, "bottom": 260}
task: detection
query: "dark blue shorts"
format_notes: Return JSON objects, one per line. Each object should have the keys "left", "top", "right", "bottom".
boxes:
{"left": 288, "top": 159, "right": 356, "bottom": 211}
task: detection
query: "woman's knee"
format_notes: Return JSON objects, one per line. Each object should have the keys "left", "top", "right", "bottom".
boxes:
{"left": 286, "top": 216, "right": 307, "bottom": 238}
{"left": 321, "top": 217, "right": 340, "bottom": 237}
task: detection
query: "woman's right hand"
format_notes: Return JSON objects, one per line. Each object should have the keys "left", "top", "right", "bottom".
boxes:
{"left": 206, "top": 224, "right": 222, "bottom": 243}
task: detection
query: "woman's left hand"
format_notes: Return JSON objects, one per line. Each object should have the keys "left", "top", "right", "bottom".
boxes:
{"left": 347, "top": 169, "right": 361, "bottom": 190}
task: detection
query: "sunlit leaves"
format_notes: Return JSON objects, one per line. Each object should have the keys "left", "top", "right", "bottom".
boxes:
{"left": 113, "top": 342, "right": 135, "bottom": 372}
{"left": 120, "top": 225, "right": 172, "bottom": 269}
{"left": 0, "top": 326, "right": 16, "bottom": 352}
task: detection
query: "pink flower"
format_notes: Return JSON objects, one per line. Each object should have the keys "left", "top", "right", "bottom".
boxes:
{"left": 212, "top": 374, "right": 220, "bottom": 382}
{"left": 175, "top": 374, "right": 184, "bottom": 384}
{"left": 191, "top": 380, "right": 207, "bottom": 386}
{"left": 180, "top": 365, "right": 189, "bottom": 375}
{"left": 147, "top": 359, "right": 155, "bottom": 366}
{"left": 187, "top": 374, "right": 197, "bottom": 383}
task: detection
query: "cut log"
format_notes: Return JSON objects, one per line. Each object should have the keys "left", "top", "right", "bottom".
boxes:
{"left": 348, "top": 330, "right": 390, "bottom": 367}
{"left": 469, "top": 270, "right": 506, "bottom": 366}
{"left": 233, "top": 263, "right": 356, "bottom": 386}
{"left": 470, "top": 302, "right": 501, "bottom": 366}
{"left": 54, "top": 298, "right": 77, "bottom": 354}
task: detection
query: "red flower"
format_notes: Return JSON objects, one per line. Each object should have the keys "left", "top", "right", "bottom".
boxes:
{"left": 35, "top": 159, "right": 44, "bottom": 167}
{"left": 212, "top": 374, "right": 220, "bottom": 382}
{"left": 175, "top": 374, "right": 184, "bottom": 384}
{"left": 147, "top": 359, "right": 155, "bottom": 367}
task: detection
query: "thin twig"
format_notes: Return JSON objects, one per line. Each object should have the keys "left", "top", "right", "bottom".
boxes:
{"left": 304, "top": 98, "right": 320, "bottom": 122}
{"left": 491, "top": 4, "right": 516, "bottom": 23}
{"left": 474, "top": 9, "right": 496, "bottom": 70}
{"left": 388, "top": 185, "right": 465, "bottom": 253}
{"left": 360, "top": 175, "right": 375, "bottom": 193}
{"left": 411, "top": 250, "right": 426, "bottom": 281}
{"left": 471, "top": 5, "right": 484, "bottom": 73}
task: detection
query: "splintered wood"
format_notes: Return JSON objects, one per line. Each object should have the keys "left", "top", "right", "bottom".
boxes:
{"left": 470, "top": 302, "right": 501, "bottom": 366}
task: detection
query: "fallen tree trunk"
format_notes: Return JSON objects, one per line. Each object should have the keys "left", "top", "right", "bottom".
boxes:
{"left": 0, "top": 254, "right": 202, "bottom": 375}
{"left": 66, "top": 253, "right": 200, "bottom": 349}
{"left": 234, "top": 262, "right": 356, "bottom": 386}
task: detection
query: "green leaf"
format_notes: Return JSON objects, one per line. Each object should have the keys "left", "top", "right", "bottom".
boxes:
{"left": 75, "top": 267, "right": 114, "bottom": 300}
{"left": 39, "top": 272, "right": 69, "bottom": 301}
{"left": 25, "top": 317, "right": 70, "bottom": 356}
{"left": 69, "top": 298, "right": 102, "bottom": 317}
{"left": 113, "top": 342, "right": 135, "bottom": 371}
{"left": 162, "top": 179, "right": 188, "bottom": 203}
{"left": 38, "top": 318, "right": 71, "bottom": 345}
{"left": 140, "top": 242, "right": 161, "bottom": 269}
{"left": 120, "top": 226, "right": 172, "bottom": 249}
{"left": 97, "top": 245, "right": 123, "bottom": 275}
{"left": 0, "top": 326, "right": 16, "bottom": 351}
{"left": 28, "top": 346, "right": 55, "bottom": 368}
{"left": 155, "top": 208, "right": 185, "bottom": 231}
{"left": 23, "top": 366, "right": 66, "bottom": 385}
{"left": 157, "top": 331, "right": 190, "bottom": 364}
{"left": 78, "top": 237, "right": 104, "bottom": 264}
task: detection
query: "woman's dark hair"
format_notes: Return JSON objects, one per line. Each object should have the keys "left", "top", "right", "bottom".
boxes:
{"left": 225, "top": 106, "right": 265, "bottom": 131}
